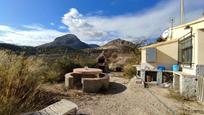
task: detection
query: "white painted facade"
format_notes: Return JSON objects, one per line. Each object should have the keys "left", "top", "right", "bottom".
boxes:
{"left": 140, "top": 17, "right": 204, "bottom": 98}
{"left": 141, "top": 17, "right": 204, "bottom": 76}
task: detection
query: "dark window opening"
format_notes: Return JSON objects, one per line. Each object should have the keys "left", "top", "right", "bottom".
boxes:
{"left": 178, "top": 35, "right": 193, "bottom": 65}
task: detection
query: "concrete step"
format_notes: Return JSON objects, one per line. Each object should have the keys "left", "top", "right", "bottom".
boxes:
{"left": 23, "top": 99, "right": 78, "bottom": 115}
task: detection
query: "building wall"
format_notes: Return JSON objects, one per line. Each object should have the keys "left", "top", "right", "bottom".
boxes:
{"left": 141, "top": 18, "right": 204, "bottom": 75}
{"left": 197, "top": 29, "right": 204, "bottom": 65}
{"left": 168, "top": 18, "right": 204, "bottom": 75}
{"left": 170, "top": 18, "right": 204, "bottom": 41}
{"left": 156, "top": 41, "right": 178, "bottom": 70}
{"left": 170, "top": 27, "right": 190, "bottom": 40}
{"left": 141, "top": 41, "right": 178, "bottom": 70}
{"left": 141, "top": 48, "right": 157, "bottom": 69}
{"left": 185, "top": 29, "right": 204, "bottom": 75}
{"left": 140, "top": 18, "right": 204, "bottom": 99}
{"left": 141, "top": 49, "right": 146, "bottom": 63}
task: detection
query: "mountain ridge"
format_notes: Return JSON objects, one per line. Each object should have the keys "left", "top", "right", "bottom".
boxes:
{"left": 0, "top": 34, "right": 97, "bottom": 55}
{"left": 38, "top": 34, "right": 93, "bottom": 49}
{"left": 99, "top": 38, "right": 136, "bottom": 50}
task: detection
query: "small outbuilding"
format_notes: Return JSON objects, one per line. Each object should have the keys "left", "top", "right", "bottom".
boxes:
{"left": 138, "top": 17, "right": 204, "bottom": 102}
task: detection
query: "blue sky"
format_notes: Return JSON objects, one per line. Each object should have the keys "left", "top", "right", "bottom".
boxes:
{"left": 0, "top": 0, "right": 204, "bottom": 46}
{"left": 0, "top": 0, "right": 160, "bottom": 26}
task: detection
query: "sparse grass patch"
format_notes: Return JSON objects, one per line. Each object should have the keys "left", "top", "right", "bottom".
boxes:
{"left": 167, "top": 89, "right": 195, "bottom": 102}
{"left": 167, "top": 89, "right": 185, "bottom": 101}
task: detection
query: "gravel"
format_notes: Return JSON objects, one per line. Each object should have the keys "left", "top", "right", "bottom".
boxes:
{"left": 72, "top": 75, "right": 172, "bottom": 115}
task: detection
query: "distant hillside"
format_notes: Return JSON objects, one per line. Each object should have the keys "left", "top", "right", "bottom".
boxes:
{"left": 0, "top": 43, "right": 37, "bottom": 55}
{"left": 100, "top": 39, "right": 136, "bottom": 50}
{"left": 85, "top": 38, "right": 138, "bottom": 71}
{"left": 0, "top": 43, "right": 83, "bottom": 56}
{"left": 0, "top": 34, "right": 99, "bottom": 55}
{"left": 36, "top": 45, "right": 82, "bottom": 55}
{"left": 86, "top": 38, "right": 137, "bottom": 55}
{"left": 88, "top": 44, "right": 100, "bottom": 48}
{"left": 39, "top": 34, "right": 91, "bottom": 49}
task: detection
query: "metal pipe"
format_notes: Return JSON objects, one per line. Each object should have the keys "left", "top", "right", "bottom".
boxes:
{"left": 180, "top": 0, "right": 184, "bottom": 24}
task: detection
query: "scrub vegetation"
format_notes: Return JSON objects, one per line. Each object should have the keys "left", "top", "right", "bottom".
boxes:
{"left": 0, "top": 50, "right": 95, "bottom": 115}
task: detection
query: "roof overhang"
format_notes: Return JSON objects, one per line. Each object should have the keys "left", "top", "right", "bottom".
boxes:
{"left": 174, "top": 17, "right": 204, "bottom": 30}
{"left": 139, "top": 39, "right": 178, "bottom": 50}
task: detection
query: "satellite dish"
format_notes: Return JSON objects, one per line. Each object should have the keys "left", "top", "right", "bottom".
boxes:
{"left": 161, "top": 29, "right": 169, "bottom": 39}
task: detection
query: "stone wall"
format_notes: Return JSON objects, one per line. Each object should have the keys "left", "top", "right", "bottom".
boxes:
{"left": 82, "top": 74, "right": 109, "bottom": 93}
{"left": 197, "top": 76, "right": 204, "bottom": 104}
{"left": 180, "top": 75, "right": 197, "bottom": 98}
{"left": 65, "top": 73, "right": 98, "bottom": 89}
{"left": 196, "top": 65, "right": 204, "bottom": 76}
{"left": 65, "top": 73, "right": 109, "bottom": 93}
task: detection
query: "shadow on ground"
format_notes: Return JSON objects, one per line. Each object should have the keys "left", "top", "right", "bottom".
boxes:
{"left": 99, "top": 82, "right": 127, "bottom": 94}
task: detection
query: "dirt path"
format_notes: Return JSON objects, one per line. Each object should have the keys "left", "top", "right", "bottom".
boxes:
{"left": 71, "top": 74, "right": 173, "bottom": 115}
{"left": 43, "top": 72, "right": 204, "bottom": 115}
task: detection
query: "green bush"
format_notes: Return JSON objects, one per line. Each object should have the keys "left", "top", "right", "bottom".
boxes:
{"left": 43, "top": 55, "right": 96, "bottom": 82}
{"left": 123, "top": 64, "right": 136, "bottom": 79}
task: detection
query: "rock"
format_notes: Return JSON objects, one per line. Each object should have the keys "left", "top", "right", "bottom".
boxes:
{"left": 23, "top": 99, "right": 78, "bottom": 115}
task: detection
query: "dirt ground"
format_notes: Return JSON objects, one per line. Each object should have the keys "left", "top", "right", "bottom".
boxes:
{"left": 42, "top": 72, "right": 204, "bottom": 115}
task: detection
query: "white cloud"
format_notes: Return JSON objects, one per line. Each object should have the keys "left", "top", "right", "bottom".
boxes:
{"left": 62, "top": 0, "right": 204, "bottom": 44}
{"left": 0, "top": 25, "right": 13, "bottom": 32}
{"left": 0, "top": 0, "right": 204, "bottom": 46}
{"left": 0, "top": 25, "right": 66, "bottom": 46}
{"left": 62, "top": 8, "right": 107, "bottom": 42}
{"left": 23, "top": 24, "right": 45, "bottom": 30}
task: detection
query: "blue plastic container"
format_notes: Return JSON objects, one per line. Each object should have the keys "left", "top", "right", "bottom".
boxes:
{"left": 172, "top": 64, "right": 179, "bottom": 71}
{"left": 157, "top": 66, "right": 165, "bottom": 71}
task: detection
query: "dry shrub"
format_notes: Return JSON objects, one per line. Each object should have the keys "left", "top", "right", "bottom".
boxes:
{"left": 123, "top": 56, "right": 139, "bottom": 79}
{"left": 0, "top": 50, "right": 97, "bottom": 114}
{"left": 45, "top": 55, "right": 96, "bottom": 82}
{"left": 0, "top": 50, "right": 55, "bottom": 114}
{"left": 123, "top": 64, "right": 136, "bottom": 79}
{"left": 111, "top": 52, "right": 118, "bottom": 59}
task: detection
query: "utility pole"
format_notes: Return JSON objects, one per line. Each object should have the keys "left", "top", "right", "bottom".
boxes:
{"left": 170, "top": 17, "right": 174, "bottom": 39}
{"left": 180, "top": 0, "right": 184, "bottom": 24}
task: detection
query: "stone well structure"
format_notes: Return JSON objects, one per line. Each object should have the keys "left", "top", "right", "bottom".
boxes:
{"left": 65, "top": 72, "right": 109, "bottom": 93}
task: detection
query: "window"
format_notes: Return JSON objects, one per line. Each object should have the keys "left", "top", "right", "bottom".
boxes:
{"left": 146, "top": 48, "right": 156, "bottom": 62}
{"left": 178, "top": 36, "right": 193, "bottom": 65}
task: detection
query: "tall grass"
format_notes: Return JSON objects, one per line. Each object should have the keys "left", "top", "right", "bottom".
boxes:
{"left": 0, "top": 50, "right": 96, "bottom": 114}
{"left": 0, "top": 50, "right": 46, "bottom": 114}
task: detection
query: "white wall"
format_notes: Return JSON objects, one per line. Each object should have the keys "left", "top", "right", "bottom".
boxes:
{"left": 169, "top": 19, "right": 204, "bottom": 75}
{"left": 197, "top": 29, "right": 204, "bottom": 65}
{"left": 141, "top": 41, "right": 178, "bottom": 70}
{"left": 141, "top": 18, "right": 204, "bottom": 75}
